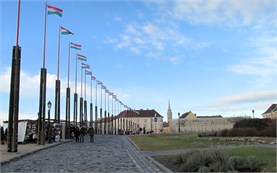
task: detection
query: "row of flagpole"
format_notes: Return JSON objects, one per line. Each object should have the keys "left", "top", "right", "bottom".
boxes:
{"left": 7, "top": 0, "right": 140, "bottom": 152}
{"left": 37, "top": 1, "right": 136, "bottom": 139}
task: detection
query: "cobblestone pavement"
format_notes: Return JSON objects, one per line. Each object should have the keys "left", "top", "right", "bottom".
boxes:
{"left": 1, "top": 135, "right": 166, "bottom": 173}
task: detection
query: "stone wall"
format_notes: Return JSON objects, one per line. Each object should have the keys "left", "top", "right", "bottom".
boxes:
{"left": 169, "top": 117, "right": 240, "bottom": 133}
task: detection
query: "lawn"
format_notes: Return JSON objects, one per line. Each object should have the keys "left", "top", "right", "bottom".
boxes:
{"left": 129, "top": 133, "right": 276, "bottom": 172}
{"left": 129, "top": 133, "right": 254, "bottom": 151}
{"left": 225, "top": 147, "right": 276, "bottom": 172}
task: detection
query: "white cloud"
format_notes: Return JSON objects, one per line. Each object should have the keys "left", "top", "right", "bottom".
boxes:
{"left": 227, "top": 46, "right": 277, "bottom": 85}
{"left": 213, "top": 90, "right": 276, "bottom": 106}
{"left": 171, "top": 0, "right": 277, "bottom": 27}
{"left": 193, "top": 90, "right": 276, "bottom": 117}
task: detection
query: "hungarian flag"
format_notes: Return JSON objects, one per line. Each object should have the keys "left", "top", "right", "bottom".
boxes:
{"left": 77, "top": 54, "right": 87, "bottom": 61}
{"left": 61, "top": 26, "right": 73, "bottom": 35}
{"left": 47, "top": 5, "right": 63, "bottom": 17}
{"left": 96, "top": 80, "right": 102, "bottom": 85}
{"left": 91, "top": 76, "right": 96, "bottom": 80}
{"left": 81, "top": 63, "right": 90, "bottom": 69}
{"left": 70, "top": 42, "right": 81, "bottom": 50}
{"left": 85, "top": 70, "right": 92, "bottom": 75}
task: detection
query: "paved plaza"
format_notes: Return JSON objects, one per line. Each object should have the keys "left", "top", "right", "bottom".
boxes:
{"left": 1, "top": 135, "right": 168, "bottom": 173}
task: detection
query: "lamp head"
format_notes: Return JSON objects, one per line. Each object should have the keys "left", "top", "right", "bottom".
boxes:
{"left": 47, "top": 101, "right": 52, "bottom": 109}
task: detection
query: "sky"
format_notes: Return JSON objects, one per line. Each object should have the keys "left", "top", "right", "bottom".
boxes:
{"left": 1, "top": 0, "right": 277, "bottom": 125}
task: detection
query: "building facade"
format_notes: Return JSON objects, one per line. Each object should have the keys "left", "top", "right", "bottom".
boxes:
{"left": 117, "top": 109, "right": 163, "bottom": 134}
{"left": 169, "top": 111, "right": 238, "bottom": 133}
{"left": 262, "top": 104, "right": 277, "bottom": 119}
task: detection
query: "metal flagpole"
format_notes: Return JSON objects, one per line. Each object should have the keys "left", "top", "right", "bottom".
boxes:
{"left": 104, "top": 89, "right": 107, "bottom": 135}
{"left": 107, "top": 92, "right": 110, "bottom": 134}
{"left": 8, "top": 0, "right": 21, "bottom": 152}
{"left": 95, "top": 80, "right": 98, "bottom": 133}
{"left": 65, "top": 42, "right": 71, "bottom": 139}
{"left": 84, "top": 71, "right": 88, "bottom": 128}
{"left": 73, "top": 54, "right": 78, "bottom": 127}
{"left": 55, "top": 25, "right": 61, "bottom": 123}
{"left": 100, "top": 84, "right": 103, "bottom": 134}
{"left": 79, "top": 65, "right": 83, "bottom": 127}
{"left": 90, "top": 76, "right": 93, "bottom": 127}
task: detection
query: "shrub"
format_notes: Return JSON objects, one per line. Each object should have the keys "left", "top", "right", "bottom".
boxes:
{"left": 198, "top": 131, "right": 218, "bottom": 137}
{"left": 227, "top": 155, "right": 262, "bottom": 172}
{"left": 175, "top": 150, "right": 262, "bottom": 172}
{"left": 177, "top": 150, "right": 229, "bottom": 172}
{"left": 219, "top": 119, "right": 276, "bottom": 137}
{"left": 233, "top": 119, "right": 269, "bottom": 130}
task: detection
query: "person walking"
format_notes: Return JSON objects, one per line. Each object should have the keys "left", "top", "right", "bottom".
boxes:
{"left": 80, "top": 126, "right": 86, "bottom": 143}
{"left": 88, "top": 127, "right": 94, "bottom": 143}
{"left": 74, "top": 127, "right": 80, "bottom": 143}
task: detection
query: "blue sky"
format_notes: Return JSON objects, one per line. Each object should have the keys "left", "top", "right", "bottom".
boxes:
{"left": 1, "top": 0, "right": 277, "bottom": 124}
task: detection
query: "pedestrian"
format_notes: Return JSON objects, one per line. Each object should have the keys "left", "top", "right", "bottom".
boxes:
{"left": 74, "top": 127, "right": 80, "bottom": 143}
{"left": 80, "top": 126, "right": 86, "bottom": 143}
{"left": 88, "top": 127, "right": 94, "bottom": 143}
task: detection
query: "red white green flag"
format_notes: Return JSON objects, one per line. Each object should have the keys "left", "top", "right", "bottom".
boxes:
{"left": 91, "top": 76, "right": 96, "bottom": 80}
{"left": 77, "top": 54, "right": 87, "bottom": 61}
{"left": 81, "top": 63, "right": 90, "bottom": 69}
{"left": 85, "top": 70, "right": 92, "bottom": 75}
{"left": 47, "top": 5, "right": 63, "bottom": 17}
{"left": 61, "top": 26, "right": 73, "bottom": 35}
{"left": 70, "top": 42, "right": 81, "bottom": 50}
{"left": 96, "top": 80, "right": 102, "bottom": 85}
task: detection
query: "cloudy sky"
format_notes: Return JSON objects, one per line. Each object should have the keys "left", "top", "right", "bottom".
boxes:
{"left": 1, "top": 0, "right": 277, "bottom": 124}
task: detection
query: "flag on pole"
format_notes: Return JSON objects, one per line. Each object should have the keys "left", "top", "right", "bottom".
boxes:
{"left": 85, "top": 70, "right": 92, "bottom": 75}
{"left": 96, "top": 80, "right": 102, "bottom": 85}
{"left": 70, "top": 42, "right": 81, "bottom": 50}
{"left": 91, "top": 75, "right": 96, "bottom": 80}
{"left": 77, "top": 54, "right": 87, "bottom": 61}
{"left": 81, "top": 63, "right": 90, "bottom": 69}
{"left": 61, "top": 26, "right": 74, "bottom": 35}
{"left": 47, "top": 5, "right": 63, "bottom": 17}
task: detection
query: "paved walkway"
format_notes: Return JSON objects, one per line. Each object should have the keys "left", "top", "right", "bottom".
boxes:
{"left": 0, "top": 135, "right": 170, "bottom": 173}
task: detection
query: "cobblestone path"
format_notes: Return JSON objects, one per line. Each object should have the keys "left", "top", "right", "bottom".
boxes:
{"left": 1, "top": 135, "right": 164, "bottom": 173}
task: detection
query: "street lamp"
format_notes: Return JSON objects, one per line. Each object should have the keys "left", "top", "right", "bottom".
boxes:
{"left": 47, "top": 101, "right": 52, "bottom": 143}
{"left": 178, "top": 113, "right": 180, "bottom": 133}
{"left": 252, "top": 109, "right": 255, "bottom": 119}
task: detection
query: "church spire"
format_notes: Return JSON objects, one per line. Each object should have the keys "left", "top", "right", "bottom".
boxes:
{"left": 167, "top": 99, "right": 172, "bottom": 122}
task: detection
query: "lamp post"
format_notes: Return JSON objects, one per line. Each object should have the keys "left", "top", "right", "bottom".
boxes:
{"left": 252, "top": 109, "right": 254, "bottom": 119}
{"left": 47, "top": 101, "right": 52, "bottom": 144}
{"left": 178, "top": 113, "right": 180, "bottom": 133}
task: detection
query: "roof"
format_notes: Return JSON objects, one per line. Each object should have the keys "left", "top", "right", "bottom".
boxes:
{"left": 197, "top": 115, "right": 222, "bottom": 118}
{"left": 262, "top": 104, "right": 277, "bottom": 114}
{"left": 118, "top": 109, "right": 163, "bottom": 118}
{"left": 179, "top": 111, "right": 193, "bottom": 119}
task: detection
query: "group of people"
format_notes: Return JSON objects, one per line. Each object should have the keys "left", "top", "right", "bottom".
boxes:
{"left": 73, "top": 126, "right": 94, "bottom": 143}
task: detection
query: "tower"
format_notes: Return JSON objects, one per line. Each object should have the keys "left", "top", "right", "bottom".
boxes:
{"left": 167, "top": 100, "right": 172, "bottom": 122}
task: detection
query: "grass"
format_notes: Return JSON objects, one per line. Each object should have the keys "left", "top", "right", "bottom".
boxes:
{"left": 154, "top": 147, "right": 276, "bottom": 172}
{"left": 129, "top": 133, "right": 254, "bottom": 151}
{"left": 225, "top": 147, "right": 276, "bottom": 172}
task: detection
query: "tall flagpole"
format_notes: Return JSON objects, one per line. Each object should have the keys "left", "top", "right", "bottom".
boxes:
{"left": 74, "top": 54, "right": 78, "bottom": 127}
{"left": 65, "top": 42, "right": 71, "bottom": 139}
{"left": 8, "top": 0, "right": 21, "bottom": 152}
{"left": 104, "top": 89, "right": 107, "bottom": 134}
{"left": 90, "top": 76, "right": 93, "bottom": 127}
{"left": 100, "top": 84, "right": 102, "bottom": 134}
{"left": 107, "top": 92, "right": 110, "bottom": 134}
{"left": 55, "top": 25, "right": 61, "bottom": 123}
{"left": 37, "top": 0, "right": 47, "bottom": 146}
{"left": 84, "top": 71, "right": 87, "bottom": 128}
{"left": 95, "top": 80, "right": 98, "bottom": 133}
{"left": 79, "top": 65, "right": 83, "bottom": 126}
